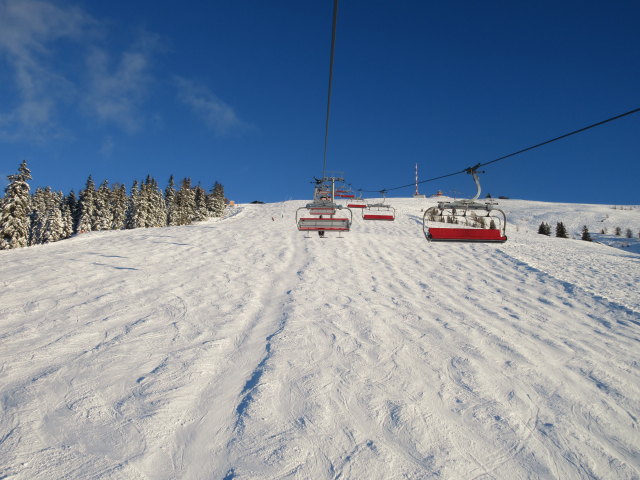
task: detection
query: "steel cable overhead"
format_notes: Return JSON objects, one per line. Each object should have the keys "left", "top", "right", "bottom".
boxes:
{"left": 322, "top": 0, "right": 339, "bottom": 180}
{"left": 356, "top": 107, "right": 640, "bottom": 194}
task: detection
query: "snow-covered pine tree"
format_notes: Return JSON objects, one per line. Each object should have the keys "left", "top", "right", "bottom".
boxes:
{"left": 134, "top": 180, "right": 144, "bottom": 228}
{"left": 77, "top": 175, "right": 97, "bottom": 233}
{"left": 110, "top": 184, "right": 127, "bottom": 230}
{"left": 125, "top": 180, "right": 140, "bottom": 229}
{"left": 555, "top": 222, "right": 568, "bottom": 238}
{"left": 147, "top": 177, "right": 167, "bottom": 227}
{"left": 615, "top": 227, "right": 622, "bottom": 236}
{"left": 136, "top": 178, "right": 150, "bottom": 228}
{"left": 207, "top": 181, "right": 226, "bottom": 217}
{"left": 30, "top": 187, "right": 67, "bottom": 245}
{"left": 135, "top": 176, "right": 165, "bottom": 228}
{"left": 29, "top": 187, "right": 47, "bottom": 245}
{"left": 165, "top": 175, "right": 177, "bottom": 226}
{"left": 65, "top": 190, "right": 79, "bottom": 233}
{"left": 212, "top": 181, "right": 225, "bottom": 202}
{"left": 206, "top": 192, "right": 225, "bottom": 218}
{"left": 30, "top": 187, "right": 48, "bottom": 213}
{"left": 205, "top": 186, "right": 215, "bottom": 217}
{"left": 581, "top": 225, "right": 592, "bottom": 242}
{"left": 175, "top": 178, "right": 195, "bottom": 225}
{"left": 41, "top": 192, "right": 64, "bottom": 244}
{"left": 140, "top": 177, "right": 154, "bottom": 227}
{"left": 134, "top": 180, "right": 145, "bottom": 228}
{"left": 193, "top": 185, "right": 208, "bottom": 222}
{"left": 48, "top": 190, "right": 64, "bottom": 243}
{"left": 538, "top": 222, "right": 546, "bottom": 235}
{"left": 94, "top": 180, "right": 112, "bottom": 231}
{"left": 537, "top": 222, "right": 551, "bottom": 235}
{"left": 0, "top": 160, "right": 32, "bottom": 250}
{"left": 60, "top": 199, "right": 73, "bottom": 239}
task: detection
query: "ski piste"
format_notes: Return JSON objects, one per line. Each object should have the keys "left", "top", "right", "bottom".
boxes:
{"left": 0, "top": 197, "right": 638, "bottom": 479}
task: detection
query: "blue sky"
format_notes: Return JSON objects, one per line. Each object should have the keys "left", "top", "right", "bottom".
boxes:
{"left": 1, "top": 0, "right": 638, "bottom": 205}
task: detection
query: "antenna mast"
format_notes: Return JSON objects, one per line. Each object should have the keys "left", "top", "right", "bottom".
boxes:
{"left": 413, "top": 163, "right": 426, "bottom": 198}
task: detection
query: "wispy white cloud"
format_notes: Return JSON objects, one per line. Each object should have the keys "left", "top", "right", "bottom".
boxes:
{"left": 0, "top": 0, "right": 92, "bottom": 140}
{"left": 84, "top": 32, "right": 160, "bottom": 133}
{"left": 174, "top": 76, "right": 248, "bottom": 136}
{"left": 0, "top": 1, "right": 245, "bottom": 143}
{"left": 0, "top": 0, "right": 160, "bottom": 140}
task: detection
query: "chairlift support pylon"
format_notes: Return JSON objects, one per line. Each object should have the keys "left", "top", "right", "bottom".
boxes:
{"left": 422, "top": 166, "right": 507, "bottom": 242}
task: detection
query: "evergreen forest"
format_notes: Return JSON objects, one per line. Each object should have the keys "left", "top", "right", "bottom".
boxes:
{"left": 0, "top": 161, "right": 227, "bottom": 250}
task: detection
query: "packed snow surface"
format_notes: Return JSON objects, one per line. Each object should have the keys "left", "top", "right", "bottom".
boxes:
{"left": 1, "top": 198, "right": 639, "bottom": 479}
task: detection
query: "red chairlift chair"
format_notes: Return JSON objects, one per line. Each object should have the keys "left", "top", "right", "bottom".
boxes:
{"left": 347, "top": 199, "right": 367, "bottom": 208}
{"left": 296, "top": 202, "right": 353, "bottom": 236}
{"left": 422, "top": 166, "right": 507, "bottom": 243}
{"left": 362, "top": 191, "right": 395, "bottom": 220}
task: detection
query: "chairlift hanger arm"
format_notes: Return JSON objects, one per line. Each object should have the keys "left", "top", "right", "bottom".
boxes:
{"left": 466, "top": 166, "right": 484, "bottom": 201}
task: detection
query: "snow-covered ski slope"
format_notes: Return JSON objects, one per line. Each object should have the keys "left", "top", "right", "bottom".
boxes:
{"left": 1, "top": 198, "right": 639, "bottom": 480}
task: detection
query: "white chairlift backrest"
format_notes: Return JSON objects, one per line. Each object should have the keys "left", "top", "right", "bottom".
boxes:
{"left": 297, "top": 217, "right": 351, "bottom": 231}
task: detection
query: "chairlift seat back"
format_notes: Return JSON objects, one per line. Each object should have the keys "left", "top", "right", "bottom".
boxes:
{"left": 309, "top": 207, "right": 336, "bottom": 215}
{"left": 298, "top": 217, "right": 351, "bottom": 231}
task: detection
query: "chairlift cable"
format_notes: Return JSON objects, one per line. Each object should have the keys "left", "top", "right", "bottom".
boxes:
{"left": 322, "top": 0, "right": 339, "bottom": 180}
{"left": 356, "top": 106, "right": 640, "bottom": 194}
{"left": 477, "top": 106, "right": 640, "bottom": 169}
{"left": 297, "top": 2, "right": 352, "bottom": 240}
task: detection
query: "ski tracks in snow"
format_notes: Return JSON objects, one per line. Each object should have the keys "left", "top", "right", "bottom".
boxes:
{"left": 204, "top": 202, "right": 639, "bottom": 479}
{"left": 173, "top": 207, "right": 310, "bottom": 479}
{"left": 1, "top": 200, "right": 638, "bottom": 479}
